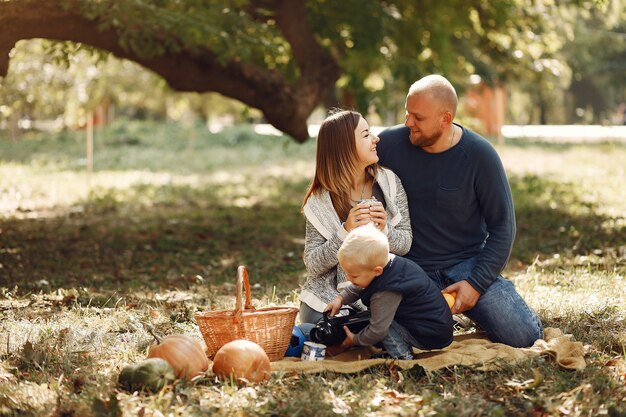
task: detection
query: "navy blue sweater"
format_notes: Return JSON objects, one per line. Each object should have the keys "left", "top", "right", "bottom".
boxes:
{"left": 377, "top": 125, "right": 516, "bottom": 293}
{"left": 360, "top": 256, "right": 454, "bottom": 349}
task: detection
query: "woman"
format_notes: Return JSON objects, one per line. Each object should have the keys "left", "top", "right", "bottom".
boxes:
{"left": 300, "top": 110, "right": 412, "bottom": 324}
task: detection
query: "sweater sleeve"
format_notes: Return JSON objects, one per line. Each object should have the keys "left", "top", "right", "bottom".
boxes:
{"left": 468, "top": 145, "right": 516, "bottom": 293}
{"left": 302, "top": 218, "right": 345, "bottom": 278}
{"left": 339, "top": 284, "right": 364, "bottom": 306}
{"left": 386, "top": 174, "right": 412, "bottom": 256}
{"left": 353, "top": 290, "right": 402, "bottom": 347}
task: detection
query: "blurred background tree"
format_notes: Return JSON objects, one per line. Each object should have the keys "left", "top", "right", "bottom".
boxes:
{"left": 0, "top": 0, "right": 624, "bottom": 140}
{"left": 506, "top": 0, "right": 625, "bottom": 125}
{"left": 562, "top": 1, "right": 626, "bottom": 124}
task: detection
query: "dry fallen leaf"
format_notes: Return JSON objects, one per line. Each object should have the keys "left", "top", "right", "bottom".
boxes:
{"left": 505, "top": 369, "right": 544, "bottom": 390}
{"left": 0, "top": 367, "right": 15, "bottom": 382}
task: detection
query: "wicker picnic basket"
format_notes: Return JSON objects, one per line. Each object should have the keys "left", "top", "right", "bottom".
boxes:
{"left": 195, "top": 265, "right": 299, "bottom": 361}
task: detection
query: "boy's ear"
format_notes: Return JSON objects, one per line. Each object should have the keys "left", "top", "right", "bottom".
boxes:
{"left": 373, "top": 265, "right": 384, "bottom": 276}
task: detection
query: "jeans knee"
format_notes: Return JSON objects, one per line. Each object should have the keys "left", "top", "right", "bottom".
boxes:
{"left": 493, "top": 318, "right": 543, "bottom": 348}
{"left": 524, "top": 320, "right": 544, "bottom": 347}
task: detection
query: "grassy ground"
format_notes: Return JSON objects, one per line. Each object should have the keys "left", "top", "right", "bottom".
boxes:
{"left": 0, "top": 120, "right": 624, "bottom": 416}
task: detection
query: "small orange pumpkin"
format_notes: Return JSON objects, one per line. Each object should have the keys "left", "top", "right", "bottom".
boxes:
{"left": 147, "top": 332, "right": 209, "bottom": 379}
{"left": 212, "top": 339, "right": 271, "bottom": 384}
{"left": 443, "top": 292, "right": 457, "bottom": 309}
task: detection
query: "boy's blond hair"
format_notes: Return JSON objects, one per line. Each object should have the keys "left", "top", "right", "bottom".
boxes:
{"left": 338, "top": 224, "right": 390, "bottom": 269}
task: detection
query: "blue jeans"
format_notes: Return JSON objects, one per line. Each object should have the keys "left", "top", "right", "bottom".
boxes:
{"left": 428, "top": 256, "right": 543, "bottom": 348}
{"left": 382, "top": 320, "right": 426, "bottom": 360}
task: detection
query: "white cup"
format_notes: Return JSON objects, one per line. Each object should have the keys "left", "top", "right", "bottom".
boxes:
{"left": 301, "top": 341, "right": 326, "bottom": 361}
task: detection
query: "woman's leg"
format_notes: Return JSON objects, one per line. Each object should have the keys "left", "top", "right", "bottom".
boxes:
{"left": 299, "top": 302, "right": 324, "bottom": 324}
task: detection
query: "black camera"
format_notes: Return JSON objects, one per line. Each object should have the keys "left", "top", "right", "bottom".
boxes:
{"left": 310, "top": 308, "right": 371, "bottom": 346}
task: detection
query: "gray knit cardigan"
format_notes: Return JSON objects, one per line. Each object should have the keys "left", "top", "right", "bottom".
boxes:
{"left": 300, "top": 167, "right": 412, "bottom": 312}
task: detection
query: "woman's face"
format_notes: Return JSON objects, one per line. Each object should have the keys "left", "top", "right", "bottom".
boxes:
{"left": 354, "top": 116, "right": 379, "bottom": 167}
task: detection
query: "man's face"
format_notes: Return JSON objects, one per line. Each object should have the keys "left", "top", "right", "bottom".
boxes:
{"left": 404, "top": 93, "right": 445, "bottom": 148}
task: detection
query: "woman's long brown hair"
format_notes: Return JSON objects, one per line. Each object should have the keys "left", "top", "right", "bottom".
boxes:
{"left": 303, "top": 110, "right": 378, "bottom": 221}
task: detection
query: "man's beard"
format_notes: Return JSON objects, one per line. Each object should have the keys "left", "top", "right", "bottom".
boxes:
{"left": 409, "top": 129, "right": 442, "bottom": 148}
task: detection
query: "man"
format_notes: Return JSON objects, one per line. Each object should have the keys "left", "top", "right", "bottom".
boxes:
{"left": 377, "top": 74, "right": 543, "bottom": 347}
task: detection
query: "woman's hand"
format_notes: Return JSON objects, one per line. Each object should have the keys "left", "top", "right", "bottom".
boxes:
{"left": 345, "top": 203, "right": 375, "bottom": 231}
{"left": 368, "top": 201, "right": 387, "bottom": 230}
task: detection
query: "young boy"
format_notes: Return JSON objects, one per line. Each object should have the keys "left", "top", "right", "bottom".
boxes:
{"left": 326, "top": 224, "right": 454, "bottom": 359}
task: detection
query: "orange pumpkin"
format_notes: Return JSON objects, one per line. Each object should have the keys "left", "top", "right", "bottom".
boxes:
{"left": 212, "top": 339, "right": 271, "bottom": 384}
{"left": 147, "top": 333, "right": 209, "bottom": 379}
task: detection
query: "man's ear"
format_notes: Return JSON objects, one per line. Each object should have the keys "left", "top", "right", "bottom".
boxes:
{"left": 441, "top": 110, "right": 453, "bottom": 125}
{"left": 373, "top": 265, "right": 384, "bottom": 276}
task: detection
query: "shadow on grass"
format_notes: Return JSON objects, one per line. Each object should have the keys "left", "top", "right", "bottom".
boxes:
{"left": 1, "top": 171, "right": 624, "bottom": 294}
{"left": 0, "top": 179, "right": 310, "bottom": 295}
{"left": 510, "top": 174, "right": 625, "bottom": 268}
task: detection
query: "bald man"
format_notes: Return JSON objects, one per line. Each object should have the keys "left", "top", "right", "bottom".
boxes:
{"left": 377, "top": 74, "right": 543, "bottom": 348}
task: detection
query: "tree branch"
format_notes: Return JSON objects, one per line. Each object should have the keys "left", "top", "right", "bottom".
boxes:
{"left": 0, "top": 0, "right": 339, "bottom": 142}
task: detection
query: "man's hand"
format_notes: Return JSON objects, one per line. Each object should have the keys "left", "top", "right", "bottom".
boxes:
{"left": 443, "top": 280, "right": 480, "bottom": 314}
{"left": 324, "top": 296, "right": 343, "bottom": 316}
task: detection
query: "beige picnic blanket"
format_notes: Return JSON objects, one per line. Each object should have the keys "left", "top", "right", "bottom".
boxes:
{"left": 271, "top": 327, "right": 585, "bottom": 374}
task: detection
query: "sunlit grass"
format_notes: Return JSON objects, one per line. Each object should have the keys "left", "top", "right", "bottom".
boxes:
{"left": 0, "top": 122, "right": 625, "bottom": 416}
{"left": 0, "top": 121, "right": 316, "bottom": 219}
{"left": 500, "top": 141, "right": 626, "bottom": 219}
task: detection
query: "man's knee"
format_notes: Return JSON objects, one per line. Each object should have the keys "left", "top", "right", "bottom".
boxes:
{"left": 491, "top": 321, "right": 543, "bottom": 348}
{"left": 469, "top": 279, "right": 544, "bottom": 347}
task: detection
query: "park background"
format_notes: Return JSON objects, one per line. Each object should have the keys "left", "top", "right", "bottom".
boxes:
{"left": 0, "top": 1, "right": 625, "bottom": 416}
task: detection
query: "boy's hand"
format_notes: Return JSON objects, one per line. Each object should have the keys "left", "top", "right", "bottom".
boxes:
{"left": 327, "top": 328, "right": 353, "bottom": 356}
{"left": 340, "top": 326, "right": 355, "bottom": 348}
{"left": 324, "top": 296, "right": 343, "bottom": 316}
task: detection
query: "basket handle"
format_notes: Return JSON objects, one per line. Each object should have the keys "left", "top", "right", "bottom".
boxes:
{"left": 234, "top": 265, "right": 255, "bottom": 317}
